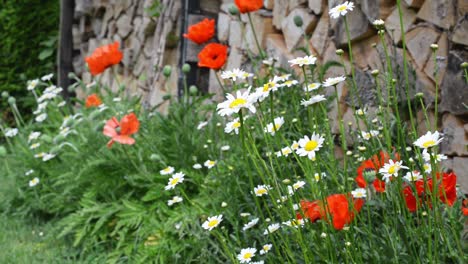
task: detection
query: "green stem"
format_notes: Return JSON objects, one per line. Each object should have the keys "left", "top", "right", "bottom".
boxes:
{"left": 247, "top": 13, "right": 265, "bottom": 59}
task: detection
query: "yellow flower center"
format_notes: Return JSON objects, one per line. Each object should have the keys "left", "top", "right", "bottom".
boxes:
{"left": 232, "top": 122, "right": 241, "bottom": 128}
{"left": 283, "top": 149, "right": 291, "bottom": 155}
{"left": 256, "top": 189, "right": 267, "bottom": 195}
{"left": 208, "top": 161, "right": 215, "bottom": 166}
{"left": 229, "top": 98, "right": 247, "bottom": 108}
{"left": 163, "top": 168, "right": 171, "bottom": 172}
{"left": 422, "top": 140, "right": 436, "bottom": 148}
{"left": 305, "top": 140, "right": 318, "bottom": 151}
{"left": 243, "top": 253, "right": 253, "bottom": 259}
{"left": 388, "top": 165, "right": 397, "bottom": 175}
{"left": 284, "top": 80, "right": 292, "bottom": 86}
{"left": 274, "top": 124, "right": 281, "bottom": 131}
{"left": 292, "top": 143, "right": 299, "bottom": 149}
{"left": 208, "top": 219, "right": 219, "bottom": 227}
{"left": 170, "top": 178, "right": 179, "bottom": 185}
{"left": 337, "top": 5, "right": 347, "bottom": 12}
{"left": 314, "top": 174, "right": 320, "bottom": 181}
{"left": 263, "top": 245, "right": 270, "bottom": 251}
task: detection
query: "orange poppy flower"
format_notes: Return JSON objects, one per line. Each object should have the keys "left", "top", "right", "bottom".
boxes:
{"left": 183, "top": 18, "right": 215, "bottom": 45}
{"left": 355, "top": 151, "right": 397, "bottom": 193}
{"left": 298, "top": 193, "right": 364, "bottom": 230}
{"left": 198, "top": 43, "right": 228, "bottom": 70}
{"left": 234, "top": 0, "right": 263, "bottom": 13}
{"left": 85, "top": 93, "right": 102, "bottom": 108}
{"left": 85, "top": 41, "right": 123, "bottom": 76}
{"left": 103, "top": 113, "right": 140, "bottom": 148}
{"left": 462, "top": 199, "right": 468, "bottom": 216}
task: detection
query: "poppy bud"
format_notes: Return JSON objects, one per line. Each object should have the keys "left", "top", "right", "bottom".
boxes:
{"left": 189, "top": 85, "right": 198, "bottom": 95}
{"left": 228, "top": 4, "right": 239, "bottom": 15}
{"left": 0, "top": 146, "right": 7, "bottom": 157}
{"left": 363, "top": 169, "right": 376, "bottom": 183}
{"left": 182, "top": 63, "right": 191, "bottom": 74}
{"left": 1, "top": 91, "right": 9, "bottom": 98}
{"left": 163, "top": 65, "right": 172, "bottom": 78}
{"left": 461, "top": 62, "right": 468, "bottom": 69}
{"left": 7, "top": 97, "right": 16, "bottom": 104}
{"left": 294, "top": 15, "right": 303, "bottom": 27}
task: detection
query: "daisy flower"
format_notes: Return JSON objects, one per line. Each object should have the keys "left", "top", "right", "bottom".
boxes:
{"left": 259, "top": 244, "right": 272, "bottom": 255}
{"left": 351, "top": 188, "right": 367, "bottom": 199}
{"left": 379, "top": 160, "right": 408, "bottom": 181}
{"left": 292, "top": 180, "right": 306, "bottom": 190}
{"left": 254, "top": 185, "right": 272, "bottom": 197}
{"left": 164, "top": 172, "right": 185, "bottom": 190}
{"left": 27, "top": 79, "right": 39, "bottom": 91}
{"left": 329, "top": 1, "right": 355, "bottom": 19}
{"left": 304, "top": 82, "right": 322, "bottom": 92}
{"left": 237, "top": 248, "right": 256, "bottom": 263}
{"left": 314, "top": 172, "right": 326, "bottom": 182}
{"left": 322, "top": 76, "right": 346, "bottom": 87}
{"left": 404, "top": 171, "right": 422, "bottom": 182}
{"left": 413, "top": 131, "right": 443, "bottom": 149}
{"left": 373, "top": 19, "right": 385, "bottom": 27}
{"left": 30, "top": 143, "right": 41, "bottom": 150}
{"left": 41, "top": 73, "right": 54, "bottom": 81}
{"left": 280, "top": 79, "right": 299, "bottom": 88}
{"left": 253, "top": 81, "right": 280, "bottom": 102}
{"left": 42, "top": 153, "right": 56, "bottom": 162}
{"left": 288, "top": 55, "right": 317, "bottom": 67}
{"left": 422, "top": 149, "right": 447, "bottom": 162}
{"left": 204, "top": 160, "right": 217, "bottom": 169}
{"left": 221, "top": 68, "right": 253, "bottom": 81}
{"left": 167, "top": 196, "right": 183, "bottom": 206}
{"left": 29, "top": 177, "right": 40, "bottom": 187}
{"left": 290, "top": 141, "right": 300, "bottom": 150}
{"left": 4, "top": 128, "right": 18, "bottom": 137}
{"left": 296, "top": 133, "right": 325, "bottom": 160}
{"left": 28, "top": 131, "right": 41, "bottom": 142}
{"left": 282, "top": 219, "right": 306, "bottom": 228}
{"left": 276, "top": 146, "right": 293, "bottom": 157}
{"left": 225, "top": 118, "right": 242, "bottom": 134}
{"left": 202, "top": 215, "right": 223, "bottom": 231}
{"left": 217, "top": 89, "right": 256, "bottom": 116}
{"left": 242, "top": 218, "right": 259, "bottom": 231}
{"left": 265, "top": 116, "right": 284, "bottom": 136}
{"left": 300, "top": 95, "right": 326, "bottom": 107}
{"left": 160, "top": 166, "right": 175, "bottom": 175}
{"left": 197, "top": 121, "right": 208, "bottom": 130}
{"left": 35, "top": 113, "right": 48, "bottom": 123}
{"left": 263, "top": 223, "right": 280, "bottom": 235}
{"left": 423, "top": 163, "right": 432, "bottom": 174}
{"left": 272, "top": 74, "right": 291, "bottom": 83}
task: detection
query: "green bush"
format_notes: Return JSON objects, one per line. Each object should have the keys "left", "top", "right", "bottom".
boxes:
{"left": 0, "top": 0, "right": 59, "bottom": 119}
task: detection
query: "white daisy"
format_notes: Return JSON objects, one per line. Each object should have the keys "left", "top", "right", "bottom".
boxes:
{"left": 355, "top": 108, "right": 366, "bottom": 116}
{"left": 237, "top": 248, "right": 256, "bottom": 263}
{"left": 329, "top": 1, "right": 355, "bottom": 19}
{"left": 322, "top": 76, "right": 346, "bottom": 87}
{"left": 413, "top": 131, "right": 443, "bottom": 149}
{"left": 265, "top": 116, "right": 284, "bottom": 136}
{"left": 167, "top": 196, "right": 183, "bottom": 206}
{"left": 225, "top": 118, "right": 242, "bottom": 134}
{"left": 202, "top": 214, "right": 223, "bottom": 231}
{"left": 27, "top": 79, "right": 39, "bottom": 91}
{"left": 197, "top": 121, "right": 208, "bottom": 130}
{"left": 296, "top": 133, "right": 325, "bottom": 160}
{"left": 292, "top": 180, "right": 306, "bottom": 190}
{"left": 35, "top": 113, "right": 48, "bottom": 123}
{"left": 160, "top": 166, "right": 175, "bottom": 175}
{"left": 304, "top": 82, "right": 322, "bottom": 92}
{"left": 300, "top": 95, "right": 327, "bottom": 106}
{"left": 4, "top": 128, "right": 18, "bottom": 137}
{"left": 290, "top": 141, "right": 300, "bottom": 150}
{"left": 280, "top": 79, "right": 299, "bottom": 88}
{"left": 276, "top": 146, "right": 293, "bottom": 157}
{"left": 263, "top": 223, "right": 280, "bottom": 235}
{"left": 221, "top": 68, "right": 253, "bottom": 81}
{"left": 28, "top": 131, "right": 41, "bottom": 142}
{"left": 282, "top": 219, "right": 306, "bottom": 228}
{"left": 29, "top": 177, "right": 40, "bottom": 187}
{"left": 422, "top": 149, "right": 447, "bottom": 162}
{"left": 41, "top": 73, "right": 54, "bottom": 81}
{"left": 254, "top": 185, "right": 272, "bottom": 197}
{"left": 404, "top": 171, "right": 422, "bottom": 182}
{"left": 288, "top": 55, "right": 317, "bottom": 67}
{"left": 30, "top": 143, "right": 41, "bottom": 149}
{"left": 272, "top": 74, "right": 291, "bottom": 83}
{"left": 42, "top": 153, "right": 56, "bottom": 161}
{"left": 242, "top": 218, "right": 259, "bottom": 231}
{"left": 379, "top": 160, "right": 408, "bottom": 181}
{"left": 204, "top": 160, "right": 217, "bottom": 169}
{"left": 253, "top": 80, "right": 280, "bottom": 102}
{"left": 351, "top": 188, "right": 367, "bottom": 199}
{"left": 314, "top": 172, "right": 326, "bottom": 182}
{"left": 373, "top": 19, "right": 385, "bottom": 27}
{"left": 423, "top": 163, "right": 432, "bottom": 174}
{"left": 217, "top": 89, "right": 256, "bottom": 116}
{"left": 164, "top": 172, "right": 185, "bottom": 190}
{"left": 193, "top": 163, "right": 202, "bottom": 169}
{"left": 259, "top": 244, "right": 272, "bottom": 255}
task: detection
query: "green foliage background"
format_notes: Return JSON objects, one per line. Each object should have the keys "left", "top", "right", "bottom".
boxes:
{"left": 0, "top": 0, "right": 60, "bottom": 117}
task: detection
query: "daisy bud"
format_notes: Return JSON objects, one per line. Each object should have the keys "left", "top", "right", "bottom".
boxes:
{"left": 409, "top": 157, "right": 414, "bottom": 163}
{"left": 405, "top": 147, "right": 411, "bottom": 151}
{"left": 415, "top": 92, "right": 424, "bottom": 98}
{"left": 378, "top": 29, "right": 385, "bottom": 36}
{"left": 346, "top": 151, "right": 352, "bottom": 156}
{"left": 391, "top": 79, "right": 397, "bottom": 84}
{"left": 228, "top": 4, "right": 239, "bottom": 15}
{"left": 282, "top": 179, "right": 291, "bottom": 184}
{"left": 163, "top": 65, "right": 172, "bottom": 78}
{"left": 221, "top": 202, "right": 228, "bottom": 207}
{"left": 320, "top": 232, "right": 327, "bottom": 238}
{"left": 189, "top": 85, "right": 198, "bottom": 95}
{"left": 182, "top": 63, "right": 191, "bottom": 74}
{"left": 358, "top": 146, "right": 366, "bottom": 151}
{"left": 294, "top": 15, "right": 303, "bottom": 27}
{"left": 7, "top": 97, "right": 16, "bottom": 104}
{"left": 0, "top": 146, "right": 7, "bottom": 157}
{"left": 371, "top": 69, "right": 379, "bottom": 76}
{"left": 430, "top": 44, "right": 438, "bottom": 51}
{"left": 336, "top": 49, "right": 344, "bottom": 56}
{"left": 348, "top": 122, "right": 352, "bottom": 126}
{"left": 1, "top": 91, "right": 9, "bottom": 98}
{"left": 461, "top": 62, "right": 468, "bottom": 69}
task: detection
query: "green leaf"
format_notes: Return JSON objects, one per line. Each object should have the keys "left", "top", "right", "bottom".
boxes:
{"left": 38, "top": 49, "right": 53, "bottom": 60}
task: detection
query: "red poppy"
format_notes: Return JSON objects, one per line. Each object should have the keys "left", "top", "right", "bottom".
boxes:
{"left": 183, "top": 18, "right": 215, "bottom": 45}
{"left": 103, "top": 113, "right": 140, "bottom": 148}
{"left": 234, "top": 0, "right": 263, "bottom": 13}
{"left": 85, "top": 41, "right": 123, "bottom": 76}
{"left": 298, "top": 194, "right": 365, "bottom": 230}
{"left": 85, "top": 93, "right": 102, "bottom": 108}
{"left": 462, "top": 199, "right": 468, "bottom": 216}
{"left": 402, "top": 172, "right": 457, "bottom": 212}
{"left": 355, "top": 151, "right": 395, "bottom": 193}
{"left": 198, "top": 43, "right": 228, "bottom": 70}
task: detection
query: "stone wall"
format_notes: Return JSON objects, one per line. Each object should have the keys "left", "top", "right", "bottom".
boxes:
{"left": 71, "top": 0, "right": 468, "bottom": 191}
